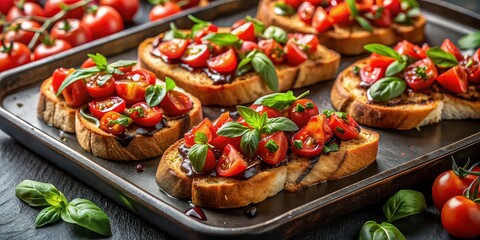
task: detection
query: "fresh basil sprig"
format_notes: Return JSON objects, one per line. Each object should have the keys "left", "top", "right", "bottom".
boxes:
{"left": 359, "top": 221, "right": 406, "bottom": 240}
{"left": 188, "top": 132, "right": 214, "bottom": 172}
{"left": 202, "top": 33, "right": 242, "bottom": 48}
{"left": 368, "top": 77, "right": 407, "bottom": 102}
{"left": 426, "top": 47, "right": 459, "bottom": 68}
{"left": 383, "top": 189, "right": 427, "bottom": 222}
{"left": 236, "top": 50, "right": 279, "bottom": 92}
{"left": 15, "top": 180, "right": 112, "bottom": 236}
{"left": 109, "top": 115, "right": 132, "bottom": 127}
{"left": 254, "top": 90, "right": 310, "bottom": 111}
{"left": 458, "top": 31, "right": 480, "bottom": 50}
{"left": 394, "top": 0, "right": 421, "bottom": 25}
{"left": 189, "top": 15, "right": 211, "bottom": 34}
{"left": 163, "top": 22, "right": 190, "bottom": 41}
{"left": 346, "top": 0, "right": 372, "bottom": 32}
{"left": 145, "top": 77, "right": 176, "bottom": 107}
{"left": 56, "top": 53, "right": 136, "bottom": 96}
{"left": 217, "top": 105, "right": 298, "bottom": 158}
{"left": 273, "top": 2, "right": 295, "bottom": 16}
{"left": 263, "top": 26, "right": 288, "bottom": 44}
{"left": 245, "top": 15, "right": 266, "bottom": 35}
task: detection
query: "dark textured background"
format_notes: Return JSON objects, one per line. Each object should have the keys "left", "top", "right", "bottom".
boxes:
{"left": 1, "top": 0, "right": 479, "bottom": 239}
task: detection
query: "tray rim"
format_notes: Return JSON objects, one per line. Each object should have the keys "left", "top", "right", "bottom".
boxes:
{"left": 1, "top": 0, "right": 480, "bottom": 238}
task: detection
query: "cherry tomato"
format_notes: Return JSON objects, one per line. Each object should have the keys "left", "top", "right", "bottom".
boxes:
{"left": 211, "top": 112, "right": 233, "bottom": 132}
{"left": 285, "top": 0, "right": 303, "bottom": 8}
{"left": 441, "top": 196, "right": 480, "bottom": 239}
{"left": 404, "top": 59, "right": 438, "bottom": 91}
{"left": 0, "top": 42, "right": 32, "bottom": 72}
{"left": 369, "top": 52, "right": 395, "bottom": 69}
{"left": 394, "top": 40, "right": 426, "bottom": 60}
{"left": 285, "top": 39, "right": 308, "bottom": 66}
{"left": 329, "top": 2, "right": 352, "bottom": 25}
{"left": 88, "top": 96, "right": 126, "bottom": 119}
{"left": 5, "top": 20, "right": 41, "bottom": 46}
{"left": 33, "top": 39, "right": 72, "bottom": 61}
{"left": 159, "top": 90, "right": 193, "bottom": 116}
{"left": 258, "top": 39, "right": 285, "bottom": 64}
{"left": 6, "top": 1, "right": 44, "bottom": 21}
{"left": 360, "top": 66, "right": 385, "bottom": 87}
{"left": 128, "top": 102, "right": 163, "bottom": 127}
{"left": 99, "top": 0, "right": 139, "bottom": 22}
{"left": 256, "top": 131, "right": 288, "bottom": 165}
{"left": 440, "top": 39, "right": 463, "bottom": 62}
{"left": 199, "top": 149, "right": 217, "bottom": 172}
{"left": 158, "top": 39, "right": 189, "bottom": 60}
{"left": 369, "top": 6, "right": 392, "bottom": 28}
{"left": 114, "top": 69, "right": 156, "bottom": 103}
{"left": 298, "top": 1, "right": 315, "bottom": 24}
{"left": 181, "top": 44, "right": 210, "bottom": 68}
{"left": 432, "top": 166, "right": 480, "bottom": 211}
{"left": 384, "top": 0, "right": 402, "bottom": 17}
{"left": 288, "top": 99, "right": 319, "bottom": 129}
{"left": 171, "top": 0, "right": 200, "bottom": 9}
{"left": 0, "top": 0, "right": 14, "bottom": 15}
{"left": 84, "top": 73, "right": 116, "bottom": 98}
{"left": 238, "top": 41, "right": 259, "bottom": 57}
{"left": 231, "top": 22, "right": 255, "bottom": 42}
{"left": 193, "top": 24, "right": 218, "bottom": 44}
{"left": 62, "top": 80, "right": 89, "bottom": 108}
{"left": 328, "top": 113, "right": 360, "bottom": 140}
{"left": 436, "top": 66, "right": 468, "bottom": 94}
{"left": 216, "top": 144, "right": 248, "bottom": 177}
{"left": 312, "top": 7, "right": 333, "bottom": 32}
{"left": 207, "top": 48, "right": 237, "bottom": 74}
{"left": 50, "top": 19, "right": 93, "bottom": 47}
{"left": 51, "top": 68, "right": 74, "bottom": 93}
{"left": 184, "top": 118, "right": 213, "bottom": 147}
{"left": 249, "top": 104, "right": 281, "bottom": 118}
{"left": 294, "top": 34, "right": 319, "bottom": 53}
{"left": 100, "top": 111, "right": 130, "bottom": 135}
{"left": 81, "top": 57, "right": 96, "bottom": 68}
{"left": 149, "top": 1, "right": 181, "bottom": 22}
{"left": 82, "top": 6, "right": 124, "bottom": 40}
{"left": 44, "top": 0, "right": 84, "bottom": 19}
{"left": 210, "top": 112, "right": 239, "bottom": 151}
{"left": 292, "top": 114, "right": 333, "bottom": 157}
{"left": 459, "top": 55, "right": 480, "bottom": 83}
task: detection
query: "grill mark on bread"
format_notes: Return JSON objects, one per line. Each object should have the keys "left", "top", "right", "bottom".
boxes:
{"left": 295, "top": 154, "right": 321, "bottom": 184}
{"left": 289, "top": 68, "right": 301, "bottom": 90}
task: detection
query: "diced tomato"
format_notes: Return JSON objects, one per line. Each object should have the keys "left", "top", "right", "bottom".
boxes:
{"left": 384, "top": 0, "right": 402, "bottom": 17}
{"left": 81, "top": 58, "right": 96, "bottom": 68}
{"left": 249, "top": 104, "right": 282, "bottom": 118}
{"left": 128, "top": 102, "right": 163, "bottom": 127}
{"left": 88, "top": 96, "right": 126, "bottom": 119}
{"left": 159, "top": 90, "right": 193, "bottom": 116}
{"left": 288, "top": 99, "right": 319, "bottom": 129}
{"left": 291, "top": 114, "right": 333, "bottom": 157}
{"left": 312, "top": 7, "right": 333, "bottom": 32}
{"left": 293, "top": 34, "right": 319, "bottom": 53}
{"left": 184, "top": 118, "right": 213, "bottom": 147}
{"left": 285, "top": 0, "right": 303, "bottom": 8}
{"left": 207, "top": 48, "right": 237, "bottom": 74}
{"left": 231, "top": 22, "right": 255, "bottom": 42}
{"left": 114, "top": 69, "right": 156, "bottom": 103}
{"left": 404, "top": 59, "right": 438, "bottom": 91}
{"left": 329, "top": 2, "right": 352, "bottom": 25}
{"left": 459, "top": 55, "right": 480, "bottom": 83}
{"left": 51, "top": 68, "right": 74, "bottom": 93}
{"left": 100, "top": 111, "right": 130, "bottom": 135}
{"left": 258, "top": 39, "right": 285, "bottom": 64}
{"left": 327, "top": 113, "right": 360, "bottom": 140}
{"left": 85, "top": 73, "right": 116, "bottom": 99}
{"left": 360, "top": 66, "right": 385, "bottom": 87}
{"left": 256, "top": 131, "right": 288, "bottom": 165}
{"left": 285, "top": 39, "right": 308, "bottom": 66}
{"left": 369, "top": 6, "right": 392, "bottom": 28}
{"left": 298, "top": 1, "right": 315, "bottom": 24}
{"left": 238, "top": 41, "right": 259, "bottom": 57}
{"left": 200, "top": 149, "right": 217, "bottom": 172}
{"left": 157, "top": 38, "right": 189, "bottom": 60}
{"left": 369, "top": 52, "right": 395, "bottom": 69}
{"left": 62, "top": 80, "right": 89, "bottom": 108}
{"left": 436, "top": 66, "right": 468, "bottom": 94}
{"left": 216, "top": 144, "right": 248, "bottom": 177}
{"left": 193, "top": 24, "right": 218, "bottom": 44}
{"left": 211, "top": 112, "right": 233, "bottom": 135}
{"left": 440, "top": 39, "right": 463, "bottom": 62}
{"left": 181, "top": 44, "right": 210, "bottom": 68}
{"left": 394, "top": 40, "right": 426, "bottom": 59}
{"left": 231, "top": 19, "right": 246, "bottom": 30}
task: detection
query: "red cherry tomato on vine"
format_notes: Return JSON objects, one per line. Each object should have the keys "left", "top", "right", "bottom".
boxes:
{"left": 44, "top": 0, "right": 85, "bottom": 19}
{"left": 128, "top": 102, "right": 163, "bottom": 127}
{"left": 82, "top": 6, "right": 124, "bottom": 40}
{"left": 404, "top": 59, "right": 438, "bottom": 91}
{"left": 114, "top": 69, "right": 156, "bottom": 103}
{"left": 149, "top": 2, "right": 181, "bottom": 22}
{"left": 207, "top": 49, "right": 237, "bottom": 74}
{"left": 100, "top": 111, "right": 130, "bottom": 135}
{"left": 288, "top": 99, "right": 319, "bottom": 129}
{"left": 5, "top": 20, "right": 42, "bottom": 46}
{"left": 99, "top": 0, "right": 139, "bottom": 22}
{"left": 256, "top": 131, "right": 288, "bottom": 165}
{"left": 441, "top": 195, "right": 480, "bottom": 239}
{"left": 84, "top": 73, "right": 116, "bottom": 98}
{"left": 33, "top": 39, "right": 72, "bottom": 61}
{"left": 216, "top": 144, "right": 248, "bottom": 177}
{"left": 6, "top": 1, "right": 45, "bottom": 21}
{"left": 0, "top": 42, "right": 32, "bottom": 72}
{"left": 327, "top": 113, "right": 360, "bottom": 140}
{"left": 50, "top": 19, "right": 93, "bottom": 47}
{"left": 159, "top": 90, "right": 193, "bottom": 116}
{"left": 88, "top": 96, "right": 126, "bottom": 119}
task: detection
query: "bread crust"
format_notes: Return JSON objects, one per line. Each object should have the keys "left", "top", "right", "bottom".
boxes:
{"left": 138, "top": 30, "right": 340, "bottom": 106}
{"left": 37, "top": 78, "right": 77, "bottom": 133}
{"left": 75, "top": 88, "right": 203, "bottom": 161}
{"left": 331, "top": 59, "right": 480, "bottom": 130}
{"left": 256, "top": 0, "right": 426, "bottom": 55}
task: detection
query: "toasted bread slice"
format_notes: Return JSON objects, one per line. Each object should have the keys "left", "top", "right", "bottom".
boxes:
{"left": 284, "top": 129, "right": 379, "bottom": 192}
{"left": 256, "top": 0, "right": 426, "bottom": 55}
{"left": 331, "top": 59, "right": 480, "bottom": 130}
{"left": 37, "top": 77, "right": 77, "bottom": 133}
{"left": 75, "top": 89, "right": 203, "bottom": 161}
{"left": 138, "top": 29, "right": 340, "bottom": 106}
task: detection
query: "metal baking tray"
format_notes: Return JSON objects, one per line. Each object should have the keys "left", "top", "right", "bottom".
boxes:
{"left": 0, "top": 0, "right": 479, "bottom": 239}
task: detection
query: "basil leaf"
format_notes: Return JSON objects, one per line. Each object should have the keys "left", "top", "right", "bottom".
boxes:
{"left": 401, "top": 0, "right": 420, "bottom": 9}
{"left": 108, "top": 116, "right": 132, "bottom": 127}
{"left": 426, "top": 47, "right": 459, "bottom": 68}
{"left": 217, "top": 122, "right": 251, "bottom": 137}
{"left": 188, "top": 144, "right": 208, "bottom": 172}
{"left": 355, "top": 16, "right": 373, "bottom": 32}
{"left": 188, "top": 14, "right": 208, "bottom": 24}
{"left": 368, "top": 77, "right": 406, "bottom": 102}
{"left": 237, "top": 105, "right": 263, "bottom": 129}
{"left": 323, "top": 143, "right": 339, "bottom": 154}
{"left": 236, "top": 63, "right": 253, "bottom": 77}
{"left": 383, "top": 189, "right": 427, "bottom": 222}
{"left": 35, "top": 206, "right": 61, "bottom": 227}
{"left": 87, "top": 53, "right": 107, "bottom": 69}
{"left": 164, "top": 23, "right": 189, "bottom": 41}
{"left": 56, "top": 67, "right": 101, "bottom": 96}
{"left": 96, "top": 74, "right": 112, "bottom": 87}
{"left": 458, "top": 31, "right": 480, "bottom": 50}
{"left": 394, "top": 12, "right": 409, "bottom": 24}
{"left": 263, "top": 117, "right": 298, "bottom": 133}
{"left": 407, "top": 7, "right": 420, "bottom": 18}
{"left": 273, "top": 2, "right": 295, "bottom": 16}
{"left": 346, "top": 0, "right": 358, "bottom": 17}
{"left": 108, "top": 60, "right": 137, "bottom": 69}
{"left": 265, "top": 140, "right": 279, "bottom": 153}
{"left": 15, "top": 180, "right": 61, "bottom": 207}
{"left": 385, "top": 60, "right": 407, "bottom": 77}
{"left": 61, "top": 198, "right": 112, "bottom": 236}
{"left": 80, "top": 107, "right": 100, "bottom": 128}
{"left": 359, "top": 221, "right": 406, "bottom": 240}
{"left": 240, "top": 129, "right": 260, "bottom": 158}
{"left": 263, "top": 26, "right": 288, "bottom": 44}
{"left": 194, "top": 132, "right": 208, "bottom": 144}
{"left": 202, "top": 33, "right": 241, "bottom": 48}
{"left": 251, "top": 52, "right": 279, "bottom": 92}
{"left": 44, "top": 189, "right": 68, "bottom": 207}
{"left": 245, "top": 15, "right": 265, "bottom": 34}
{"left": 364, "top": 44, "right": 403, "bottom": 62}
{"left": 253, "top": 91, "right": 296, "bottom": 110}
{"left": 165, "top": 77, "right": 176, "bottom": 91}
{"left": 145, "top": 84, "right": 167, "bottom": 107}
